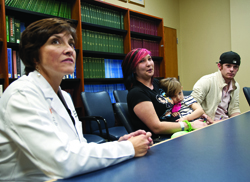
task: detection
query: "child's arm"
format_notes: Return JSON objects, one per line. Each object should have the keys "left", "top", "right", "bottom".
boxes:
{"left": 178, "top": 103, "right": 204, "bottom": 122}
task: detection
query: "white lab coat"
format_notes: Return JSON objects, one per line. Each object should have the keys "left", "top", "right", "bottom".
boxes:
{"left": 0, "top": 71, "right": 134, "bottom": 181}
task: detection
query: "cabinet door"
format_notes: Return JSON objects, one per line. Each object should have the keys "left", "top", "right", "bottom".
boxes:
{"left": 164, "top": 26, "right": 178, "bottom": 78}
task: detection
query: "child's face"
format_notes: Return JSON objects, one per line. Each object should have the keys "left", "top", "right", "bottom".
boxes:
{"left": 171, "top": 89, "right": 184, "bottom": 104}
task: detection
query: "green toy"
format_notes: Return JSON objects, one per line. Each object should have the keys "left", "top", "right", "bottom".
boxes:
{"left": 171, "top": 131, "right": 189, "bottom": 139}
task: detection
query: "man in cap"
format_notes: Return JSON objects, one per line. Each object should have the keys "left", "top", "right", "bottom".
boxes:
{"left": 191, "top": 51, "right": 241, "bottom": 122}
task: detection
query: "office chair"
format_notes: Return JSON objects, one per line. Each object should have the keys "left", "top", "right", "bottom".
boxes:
{"left": 183, "top": 90, "right": 192, "bottom": 96}
{"left": 243, "top": 87, "right": 250, "bottom": 106}
{"left": 113, "top": 102, "right": 134, "bottom": 133}
{"left": 66, "top": 92, "right": 106, "bottom": 144}
{"left": 113, "top": 90, "right": 128, "bottom": 103}
{"left": 81, "top": 91, "right": 128, "bottom": 141}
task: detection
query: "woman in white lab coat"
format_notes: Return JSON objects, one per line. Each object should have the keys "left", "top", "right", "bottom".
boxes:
{"left": 0, "top": 18, "right": 152, "bottom": 181}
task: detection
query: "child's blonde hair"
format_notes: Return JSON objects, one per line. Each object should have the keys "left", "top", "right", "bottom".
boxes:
{"left": 159, "top": 77, "right": 182, "bottom": 97}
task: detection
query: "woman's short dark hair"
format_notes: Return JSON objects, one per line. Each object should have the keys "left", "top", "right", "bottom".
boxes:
{"left": 19, "top": 18, "right": 77, "bottom": 75}
{"left": 122, "top": 48, "right": 151, "bottom": 90}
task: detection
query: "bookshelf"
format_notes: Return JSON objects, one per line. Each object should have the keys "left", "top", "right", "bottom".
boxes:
{"left": 0, "top": 0, "right": 166, "bottom": 111}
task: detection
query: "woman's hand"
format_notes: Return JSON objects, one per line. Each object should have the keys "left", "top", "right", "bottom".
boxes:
{"left": 118, "top": 130, "right": 153, "bottom": 146}
{"left": 128, "top": 132, "right": 153, "bottom": 157}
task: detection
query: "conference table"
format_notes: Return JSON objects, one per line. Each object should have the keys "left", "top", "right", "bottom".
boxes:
{"left": 59, "top": 111, "right": 250, "bottom": 182}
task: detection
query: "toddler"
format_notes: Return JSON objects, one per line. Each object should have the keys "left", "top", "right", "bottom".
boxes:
{"left": 159, "top": 77, "right": 205, "bottom": 122}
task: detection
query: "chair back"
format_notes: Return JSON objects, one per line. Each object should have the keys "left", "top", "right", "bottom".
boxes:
{"left": 243, "top": 87, "right": 250, "bottom": 106}
{"left": 113, "top": 90, "right": 128, "bottom": 103}
{"left": 114, "top": 102, "right": 134, "bottom": 133}
{"left": 81, "top": 91, "right": 116, "bottom": 131}
{"left": 183, "top": 90, "right": 192, "bottom": 96}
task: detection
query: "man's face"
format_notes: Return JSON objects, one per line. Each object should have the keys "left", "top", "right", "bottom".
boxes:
{"left": 218, "top": 63, "right": 239, "bottom": 83}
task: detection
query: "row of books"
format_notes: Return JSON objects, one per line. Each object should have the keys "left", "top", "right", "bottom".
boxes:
{"left": 7, "top": 48, "right": 24, "bottom": 78}
{"left": 6, "top": 16, "right": 25, "bottom": 43}
{"left": 7, "top": 47, "right": 76, "bottom": 79}
{"left": 81, "top": 2, "right": 124, "bottom": 29}
{"left": 130, "top": 15, "right": 158, "bottom": 36}
{"left": 84, "top": 84, "right": 126, "bottom": 103}
{"left": 131, "top": 38, "right": 159, "bottom": 57}
{"left": 82, "top": 29, "right": 124, "bottom": 53}
{"left": 83, "top": 57, "right": 123, "bottom": 79}
{"left": 5, "top": 0, "right": 71, "bottom": 19}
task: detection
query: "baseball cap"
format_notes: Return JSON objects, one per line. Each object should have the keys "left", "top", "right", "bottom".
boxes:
{"left": 219, "top": 51, "right": 241, "bottom": 65}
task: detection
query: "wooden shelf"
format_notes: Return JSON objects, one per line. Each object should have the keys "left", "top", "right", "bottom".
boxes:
{"left": 82, "top": 50, "right": 126, "bottom": 59}
{"left": 5, "top": 6, "right": 78, "bottom": 27}
{"left": 82, "top": 22, "right": 127, "bottom": 35}
{"left": 131, "top": 31, "right": 162, "bottom": 41}
{"left": 84, "top": 78, "right": 123, "bottom": 84}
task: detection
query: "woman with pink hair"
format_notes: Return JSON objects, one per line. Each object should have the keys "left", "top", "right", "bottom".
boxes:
{"left": 122, "top": 48, "right": 207, "bottom": 142}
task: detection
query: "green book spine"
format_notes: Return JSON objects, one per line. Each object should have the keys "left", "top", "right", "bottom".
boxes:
{"left": 32, "top": 0, "right": 40, "bottom": 12}
{"left": 95, "top": 58, "right": 98, "bottom": 78}
{"left": 6, "top": 15, "right": 9, "bottom": 42}
{"left": 85, "top": 3, "right": 90, "bottom": 23}
{"left": 94, "top": 32, "right": 98, "bottom": 51}
{"left": 93, "top": 5, "right": 97, "bottom": 24}
{"left": 83, "top": 57, "right": 87, "bottom": 78}
{"left": 14, "top": 19, "right": 20, "bottom": 43}
{"left": 89, "top": 31, "right": 93, "bottom": 51}
{"left": 105, "top": 33, "right": 109, "bottom": 52}
{"left": 99, "top": 33, "right": 103, "bottom": 52}
{"left": 26, "top": 0, "right": 33, "bottom": 10}
{"left": 20, "top": 0, "right": 29, "bottom": 10}
{"left": 99, "top": 7, "right": 104, "bottom": 26}
{"left": 91, "top": 31, "right": 95, "bottom": 51}
{"left": 89, "top": 57, "right": 93, "bottom": 78}
{"left": 29, "top": 0, "right": 37, "bottom": 11}
{"left": 82, "top": 29, "right": 86, "bottom": 50}
{"left": 36, "top": 0, "right": 43, "bottom": 12}
{"left": 111, "top": 10, "right": 115, "bottom": 28}
{"left": 81, "top": 3, "right": 84, "bottom": 22}
{"left": 120, "top": 12, "right": 124, "bottom": 29}
{"left": 101, "top": 58, "right": 105, "bottom": 78}
{"left": 68, "top": 3, "right": 72, "bottom": 19}
{"left": 58, "top": 2, "right": 63, "bottom": 17}
{"left": 51, "top": 0, "right": 60, "bottom": 16}
{"left": 43, "top": 0, "right": 51, "bottom": 14}
{"left": 116, "top": 35, "right": 119, "bottom": 53}
{"left": 89, "top": 4, "right": 94, "bottom": 24}
{"left": 9, "top": 16, "right": 15, "bottom": 43}
{"left": 5, "top": 0, "right": 11, "bottom": 6}
{"left": 97, "top": 33, "right": 101, "bottom": 52}
{"left": 120, "top": 35, "right": 124, "bottom": 53}
{"left": 86, "top": 57, "right": 90, "bottom": 78}
{"left": 96, "top": 6, "right": 100, "bottom": 25}
{"left": 12, "top": 0, "right": 20, "bottom": 8}
{"left": 8, "top": 0, "right": 16, "bottom": 7}
{"left": 86, "top": 30, "right": 90, "bottom": 50}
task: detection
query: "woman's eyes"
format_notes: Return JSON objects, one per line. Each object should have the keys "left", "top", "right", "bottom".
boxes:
{"left": 51, "top": 39, "right": 75, "bottom": 48}
{"left": 69, "top": 42, "right": 75, "bottom": 48}
{"left": 51, "top": 39, "right": 60, "bottom": 44}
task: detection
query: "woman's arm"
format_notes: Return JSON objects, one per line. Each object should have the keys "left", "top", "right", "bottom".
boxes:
{"left": 133, "top": 101, "right": 207, "bottom": 134}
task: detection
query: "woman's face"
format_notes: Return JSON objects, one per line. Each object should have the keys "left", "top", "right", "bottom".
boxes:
{"left": 135, "top": 54, "right": 154, "bottom": 80}
{"left": 38, "top": 31, "right": 76, "bottom": 80}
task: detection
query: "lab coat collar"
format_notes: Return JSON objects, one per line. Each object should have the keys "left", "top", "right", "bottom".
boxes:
{"left": 29, "top": 71, "right": 77, "bottom": 132}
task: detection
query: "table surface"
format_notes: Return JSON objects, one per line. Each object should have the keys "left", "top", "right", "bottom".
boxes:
{"left": 59, "top": 111, "right": 250, "bottom": 182}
